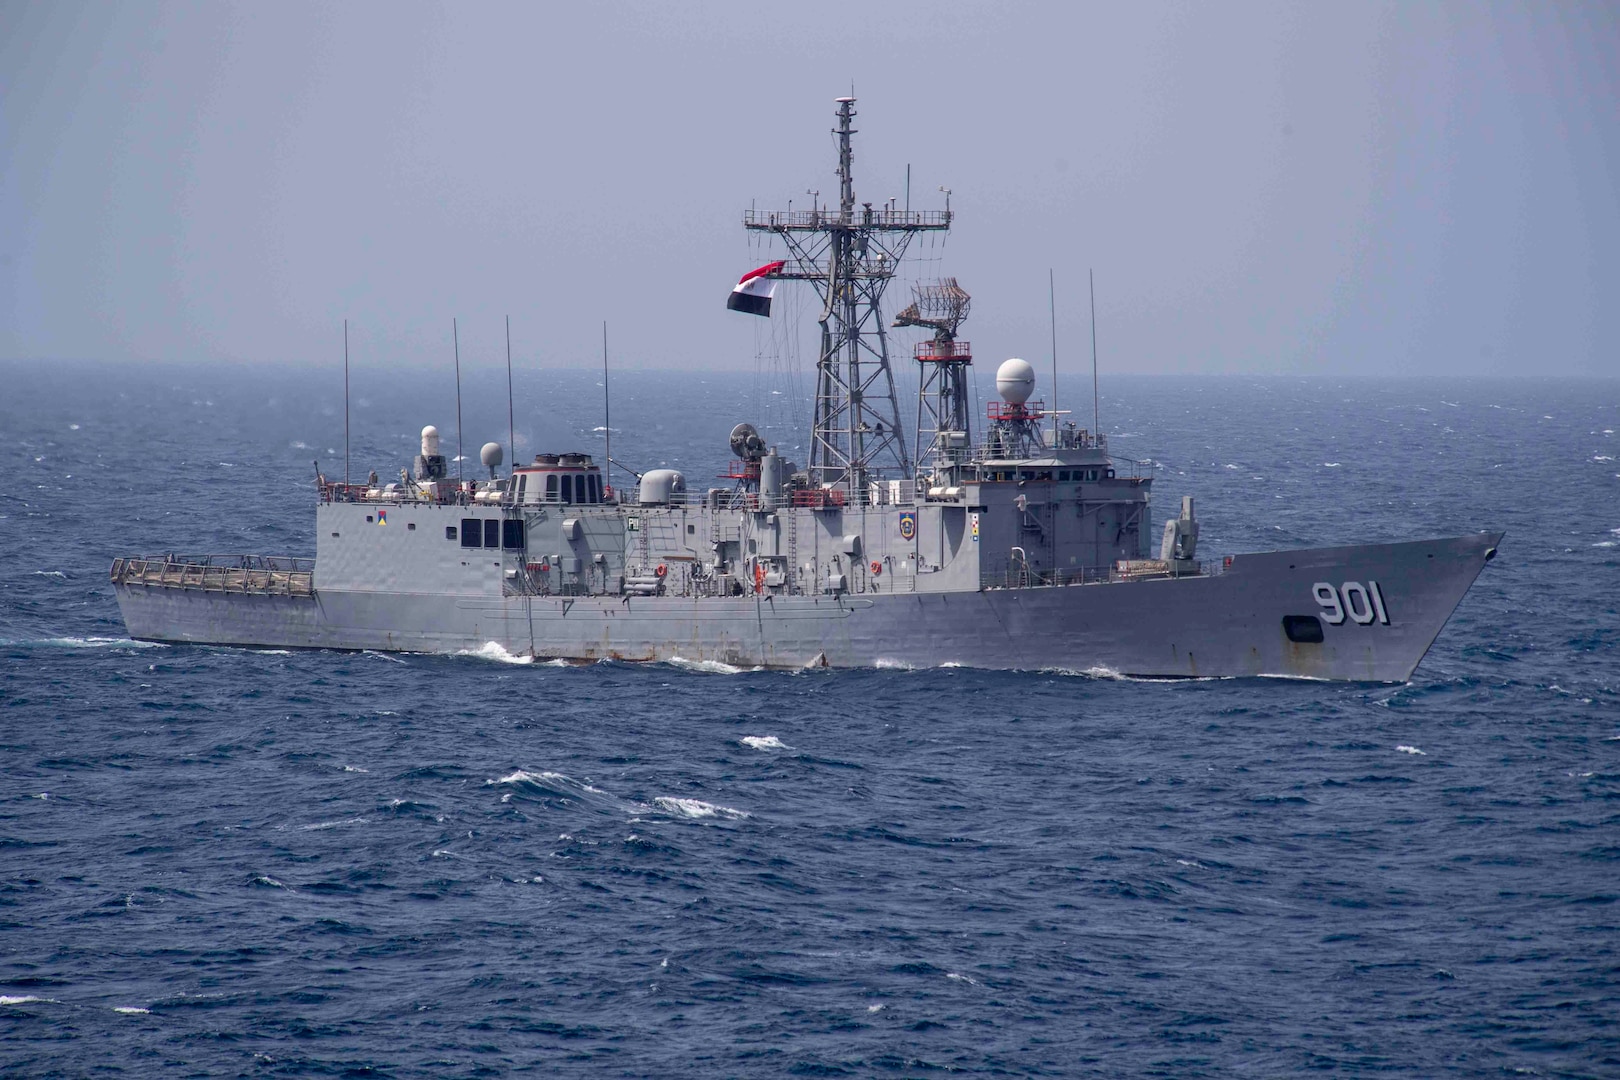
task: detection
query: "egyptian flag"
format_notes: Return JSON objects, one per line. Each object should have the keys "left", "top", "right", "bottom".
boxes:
{"left": 726, "top": 260, "right": 785, "bottom": 317}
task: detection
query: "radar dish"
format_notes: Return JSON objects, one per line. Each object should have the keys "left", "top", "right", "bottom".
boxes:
{"left": 729, "top": 423, "right": 766, "bottom": 461}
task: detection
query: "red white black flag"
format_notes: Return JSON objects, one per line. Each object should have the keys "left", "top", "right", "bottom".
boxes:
{"left": 726, "top": 260, "right": 785, "bottom": 317}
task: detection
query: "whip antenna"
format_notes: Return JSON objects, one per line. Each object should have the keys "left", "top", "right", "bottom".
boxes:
{"left": 602, "top": 322, "right": 612, "bottom": 489}
{"left": 505, "top": 315, "right": 516, "bottom": 477}
{"left": 453, "top": 318, "right": 463, "bottom": 483}
{"left": 343, "top": 319, "right": 350, "bottom": 487}
{"left": 1089, "top": 269, "right": 1100, "bottom": 439}
{"left": 1049, "top": 269, "right": 1058, "bottom": 444}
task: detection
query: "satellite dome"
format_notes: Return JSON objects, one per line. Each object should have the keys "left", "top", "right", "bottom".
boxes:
{"left": 420, "top": 425, "right": 441, "bottom": 457}
{"left": 996, "top": 358, "right": 1036, "bottom": 405}
{"left": 479, "top": 442, "right": 503, "bottom": 468}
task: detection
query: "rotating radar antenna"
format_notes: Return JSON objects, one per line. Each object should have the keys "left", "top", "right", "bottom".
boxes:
{"left": 894, "top": 278, "right": 974, "bottom": 472}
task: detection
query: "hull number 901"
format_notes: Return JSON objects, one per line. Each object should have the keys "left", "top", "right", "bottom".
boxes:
{"left": 1313, "top": 581, "right": 1390, "bottom": 626}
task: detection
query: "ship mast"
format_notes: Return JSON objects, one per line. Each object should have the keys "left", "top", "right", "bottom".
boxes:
{"left": 744, "top": 97, "right": 951, "bottom": 497}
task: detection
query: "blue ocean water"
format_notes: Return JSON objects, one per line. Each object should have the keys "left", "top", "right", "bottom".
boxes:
{"left": 2, "top": 361, "right": 1617, "bottom": 1077}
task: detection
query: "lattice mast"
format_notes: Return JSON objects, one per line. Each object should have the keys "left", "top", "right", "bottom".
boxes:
{"left": 894, "top": 278, "right": 973, "bottom": 473}
{"left": 743, "top": 97, "right": 951, "bottom": 495}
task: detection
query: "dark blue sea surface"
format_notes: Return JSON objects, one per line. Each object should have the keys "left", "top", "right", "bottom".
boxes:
{"left": 3, "top": 362, "right": 1617, "bottom": 1076}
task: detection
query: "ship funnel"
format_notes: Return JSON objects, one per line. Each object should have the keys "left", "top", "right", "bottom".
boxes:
{"left": 996, "top": 359, "right": 1035, "bottom": 405}
{"left": 421, "top": 426, "right": 441, "bottom": 457}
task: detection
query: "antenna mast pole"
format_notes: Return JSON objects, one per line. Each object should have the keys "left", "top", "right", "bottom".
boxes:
{"left": 1089, "top": 269, "right": 1100, "bottom": 439}
{"left": 602, "top": 322, "right": 611, "bottom": 485}
{"left": 343, "top": 319, "right": 350, "bottom": 487}
{"left": 453, "top": 318, "right": 463, "bottom": 483}
{"left": 505, "top": 316, "right": 516, "bottom": 476}
{"left": 743, "top": 97, "right": 950, "bottom": 495}
{"left": 1049, "top": 269, "right": 1058, "bottom": 444}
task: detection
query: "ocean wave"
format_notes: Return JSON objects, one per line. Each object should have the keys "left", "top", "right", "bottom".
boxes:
{"left": 740, "top": 735, "right": 789, "bottom": 751}
{"left": 652, "top": 796, "right": 749, "bottom": 820}
{"left": 302, "top": 817, "right": 369, "bottom": 830}
{"left": 873, "top": 658, "right": 916, "bottom": 671}
{"left": 489, "top": 769, "right": 610, "bottom": 798}
{"left": 7, "top": 636, "right": 166, "bottom": 650}
{"left": 0, "top": 995, "right": 58, "bottom": 1006}
{"left": 455, "top": 642, "right": 532, "bottom": 665}
{"left": 32, "top": 570, "right": 67, "bottom": 578}
{"left": 113, "top": 1006, "right": 150, "bottom": 1015}
{"left": 361, "top": 650, "right": 409, "bottom": 664}
{"left": 1396, "top": 745, "right": 1427, "bottom": 755}
{"left": 667, "top": 656, "right": 754, "bottom": 674}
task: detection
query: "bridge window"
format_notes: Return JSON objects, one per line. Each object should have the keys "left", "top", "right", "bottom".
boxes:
{"left": 590, "top": 474, "right": 602, "bottom": 503}
{"left": 446, "top": 526, "right": 458, "bottom": 541}
{"left": 502, "top": 520, "right": 525, "bottom": 549}
{"left": 546, "top": 475, "right": 558, "bottom": 501}
{"left": 483, "top": 519, "right": 500, "bottom": 548}
{"left": 460, "top": 518, "right": 481, "bottom": 547}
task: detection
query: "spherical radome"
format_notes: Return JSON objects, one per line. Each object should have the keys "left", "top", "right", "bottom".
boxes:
{"left": 996, "top": 358, "right": 1036, "bottom": 404}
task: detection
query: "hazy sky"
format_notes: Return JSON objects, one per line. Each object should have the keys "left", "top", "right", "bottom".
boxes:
{"left": 2, "top": 1, "right": 1616, "bottom": 377}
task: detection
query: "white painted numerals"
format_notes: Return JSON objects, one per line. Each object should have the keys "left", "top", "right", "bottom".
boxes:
{"left": 1313, "top": 580, "right": 1390, "bottom": 626}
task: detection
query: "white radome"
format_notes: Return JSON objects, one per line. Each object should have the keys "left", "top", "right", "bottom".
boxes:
{"left": 996, "top": 358, "right": 1036, "bottom": 405}
{"left": 420, "top": 425, "right": 440, "bottom": 457}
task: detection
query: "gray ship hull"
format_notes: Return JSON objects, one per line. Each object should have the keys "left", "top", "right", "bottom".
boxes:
{"left": 113, "top": 532, "right": 1500, "bottom": 681}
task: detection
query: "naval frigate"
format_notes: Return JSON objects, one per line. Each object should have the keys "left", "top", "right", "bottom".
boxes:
{"left": 111, "top": 97, "right": 1501, "bottom": 680}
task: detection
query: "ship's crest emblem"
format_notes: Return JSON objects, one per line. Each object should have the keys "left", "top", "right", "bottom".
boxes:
{"left": 898, "top": 512, "right": 916, "bottom": 541}
{"left": 376, "top": 510, "right": 387, "bottom": 526}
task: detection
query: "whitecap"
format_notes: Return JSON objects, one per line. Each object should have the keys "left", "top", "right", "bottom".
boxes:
{"left": 1223, "top": 463, "right": 1240, "bottom": 469}
{"left": 457, "top": 642, "right": 534, "bottom": 665}
{"left": 867, "top": 1003, "right": 885, "bottom": 1012}
{"left": 873, "top": 658, "right": 915, "bottom": 671}
{"left": 652, "top": 796, "right": 749, "bottom": 820}
{"left": 0, "top": 996, "right": 55, "bottom": 1006}
{"left": 113, "top": 1006, "right": 150, "bottom": 1015}
{"left": 32, "top": 570, "right": 67, "bottom": 579}
{"left": 740, "top": 735, "right": 789, "bottom": 751}
{"left": 251, "top": 875, "right": 287, "bottom": 888}
{"left": 302, "top": 817, "right": 368, "bottom": 830}
{"left": 69, "top": 423, "right": 81, "bottom": 430}
{"left": 291, "top": 441, "right": 311, "bottom": 450}
{"left": 1595, "top": 542, "right": 1617, "bottom": 549}
{"left": 1396, "top": 745, "right": 1426, "bottom": 755}
{"left": 21, "top": 636, "right": 165, "bottom": 649}
{"left": 341, "top": 765, "right": 368, "bottom": 773}
{"left": 1322, "top": 462, "right": 1342, "bottom": 468}
{"left": 945, "top": 972, "right": 977, "bottom": 985}
{"left": 1176, "top": 859, "right": 1203, "bottom": 868}
{"left": 1597, "top": 455, "right": 1616, "bottom": 463}
{"left": 361, "top": 650, "right": 409, "bottom": 664}
{"left": 667, "top": 656, "right": 750, "bottom": 674}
